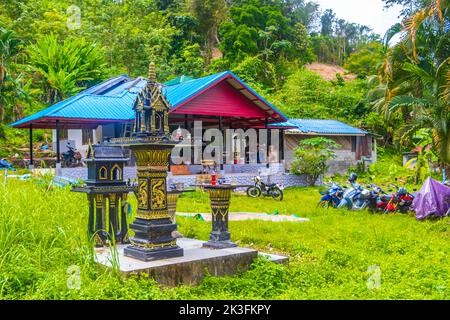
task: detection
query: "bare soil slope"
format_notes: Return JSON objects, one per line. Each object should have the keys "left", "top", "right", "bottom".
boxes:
{"left": 305, "top": 62, "right": 357, "bottom": 81}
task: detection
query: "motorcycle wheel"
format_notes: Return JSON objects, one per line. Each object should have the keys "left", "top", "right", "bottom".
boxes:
{"left": 64, "top": 159, "right": 71, "bottom": 168}
{"left": 353, "top": 201, "right": 368, "bottom": 210}
{"left": 247, "top": 186, "right": 261, "bottom": 198}
{"left": 272, "top": 187, "right": 283, "bottom": 201}
{"left": 317, "top": 200, "right": 330, "bottom": 209}
{"left": 399, "top": 206, "right": 410, "bottom": 214}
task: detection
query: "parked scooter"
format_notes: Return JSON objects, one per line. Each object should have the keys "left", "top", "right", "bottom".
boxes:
{"left": 337, "top": 173, "right": 369, "bottom": 210}
{"left": 61, "top": 144, "right": 82, "bottom": 168}
{"left": 247, "top": 175, "right": 284, "bottom": 201}
{"left": 317, "top": 180, "right": 344, "bottom": 208}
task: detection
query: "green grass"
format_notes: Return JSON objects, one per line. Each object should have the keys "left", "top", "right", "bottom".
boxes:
{"left": 0, "top": 179, "right": 449, "bottom": 300}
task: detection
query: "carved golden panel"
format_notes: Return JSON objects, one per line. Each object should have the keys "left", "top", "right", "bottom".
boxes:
{"left": 95, "top": 194, "right": 103, "bottom": 208}
{"left": 136, "top": 209, "right": 170, "bottom": 220}
{"left": 134, "top": 149, "right": 171, "bottom": 167}
{"left": 138, "top": 179, "right": 148, "bottom": 210}
{"left": 150, "top": 178, "right": 166, "bottom": 210}
{"left": 130, "top": 239, "right": 176, "bottom": 249}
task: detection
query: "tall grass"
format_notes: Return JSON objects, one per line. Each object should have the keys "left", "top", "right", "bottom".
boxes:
{"left": 0, "top": 179, "right": 449, "bottom": 299}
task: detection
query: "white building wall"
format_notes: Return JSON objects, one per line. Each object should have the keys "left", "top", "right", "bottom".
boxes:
{"left": 68, "top": 129, "right": 83, "bottom": 148}
{"left": 52, "top": 126, "right": 104, "bottom": 158}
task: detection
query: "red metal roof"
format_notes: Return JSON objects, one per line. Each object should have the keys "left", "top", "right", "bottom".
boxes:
{"left": 171, "top": 80, "right": 268, "bottom": 118}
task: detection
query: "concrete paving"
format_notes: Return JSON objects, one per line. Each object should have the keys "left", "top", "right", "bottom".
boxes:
{"left": 95, "top": 238, "right": 288, "bottom": 286}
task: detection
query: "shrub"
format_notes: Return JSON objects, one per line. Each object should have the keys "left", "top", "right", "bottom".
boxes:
{"left": 290, "top": 137, "right": 340, "bottom": 186}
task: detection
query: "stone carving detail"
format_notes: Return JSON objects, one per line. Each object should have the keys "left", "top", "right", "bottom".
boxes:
{"left": 138, "top": 179, "right": 148, "bottom": 210}
{"left": 151, "top": 178, "right": 166, "bottom": 209}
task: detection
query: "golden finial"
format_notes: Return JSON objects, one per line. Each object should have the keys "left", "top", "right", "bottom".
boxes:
{"left": 148, "top": 51, "right": 157, "bottom": 84}
{"left": 88, "top": 139, "right": 94, "bottom": 158}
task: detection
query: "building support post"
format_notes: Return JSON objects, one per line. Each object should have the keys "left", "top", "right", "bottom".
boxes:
{"left": 373, "top": 136, "right": 377, "bottom": 163}
{"left": 55, "top": 120, "right": 62, "bottom": 175}
{"left": 219, "top": 116, "right": 224, "bottom": 172}
{"left": 265, "top": 118, "right": 270, "bottom": 168}
{"left": 29, "top": 124, "right": 34, "bottom": 170}
{"left": 256, "top": 128, "right": 260, "bottom": 164}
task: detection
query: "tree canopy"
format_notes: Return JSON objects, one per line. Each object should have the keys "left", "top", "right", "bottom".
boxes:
{"left": 1, "top": 0, "right": 448, "bottom": 174}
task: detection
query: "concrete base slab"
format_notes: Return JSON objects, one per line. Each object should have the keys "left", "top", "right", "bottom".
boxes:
{"left": 95, "top": 238, "right": 262, "bottom": 286}
{"left": 177, "top": 212, "right": 310, "bottom": 222}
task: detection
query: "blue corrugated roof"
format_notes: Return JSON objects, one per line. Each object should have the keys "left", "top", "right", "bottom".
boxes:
{"left": 272, "top": 119, "right": 367, "bottom": 135}
{"left": 164, "top": 75, "right": 194, "bottom": 86}
{"left": 10, "top": 71, "right": 287, "bottom": 128}
{"left": 163, "top": 71, "right": 228, "bottom": 108}
{"left": 51, "top": 93, "right": 136, "bottom": 120}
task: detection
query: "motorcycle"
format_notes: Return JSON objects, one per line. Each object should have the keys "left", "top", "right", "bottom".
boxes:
{"left": 61, "top": 144, "right": 82, "bottom": 168}
{"left": 366, "top": 182, "right": 390, "bottom": 213}
{"left": 384, "top": 183, "right": 415, "bottom": 213}
{"left": 337, "top": 181, "right": 369, "bottom": 210}
{"left": 246, "top": 175, "right": 284, "bottom": 201}
{"left": 317, "top": 180, "right": 344, "bottom": 208}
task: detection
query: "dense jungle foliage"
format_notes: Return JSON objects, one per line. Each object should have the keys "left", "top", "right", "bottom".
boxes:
{"left": 0, "top": 0, "right": 449, "bottom": 173}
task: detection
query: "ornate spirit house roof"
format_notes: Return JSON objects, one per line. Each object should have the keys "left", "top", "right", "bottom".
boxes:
{"left": 131, "top": 58, "right": 171, "bottom": 137}
{"left": 86, "top": 144, "right": 129, "bottom": 163}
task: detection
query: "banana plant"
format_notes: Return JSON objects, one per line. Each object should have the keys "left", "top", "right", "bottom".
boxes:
{"left": 405, "top": 128, "right": 438, "bottom": 184}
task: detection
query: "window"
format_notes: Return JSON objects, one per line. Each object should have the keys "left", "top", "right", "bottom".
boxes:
{"left": 99, "top": 166, "right": 107, "bottom": 180}
{"left": 351, "top": 137, "right": 357, "bottom": 152}
{"left": 155, "top": 113, "right": 162, "bottom": 131}
{"left": 82, "top": 129, "right": 94, "bottom": 145}
{"left": 111, "top": 164, "right": 121, "bottom": 180}
{"left": 57, "top": 129, "right": 68, "bottom": 140}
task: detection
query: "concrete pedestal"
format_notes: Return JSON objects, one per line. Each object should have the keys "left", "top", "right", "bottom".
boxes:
{"left": 95, "top": 238, "right": 263, "bottom": 286}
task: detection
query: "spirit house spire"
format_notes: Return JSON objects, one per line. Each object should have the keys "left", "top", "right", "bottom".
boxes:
{"left": 132, "top": 54, "right": 171, "bottom": 136}
{"left": 148, "top": 58, "right": 156, "bottom": 84}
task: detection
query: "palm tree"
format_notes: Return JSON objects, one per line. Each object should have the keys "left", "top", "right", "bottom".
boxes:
{"left": 386, "top": 0, "right": 450, "bottom": 175}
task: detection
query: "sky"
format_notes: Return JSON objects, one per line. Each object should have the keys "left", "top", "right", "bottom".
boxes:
{"left": 314, "top": 0, "right": 403, "bottom": 37}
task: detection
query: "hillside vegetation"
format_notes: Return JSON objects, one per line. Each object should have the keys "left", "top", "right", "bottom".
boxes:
{"left": 0, "top": 0, "right": 449, "bottom": 178}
